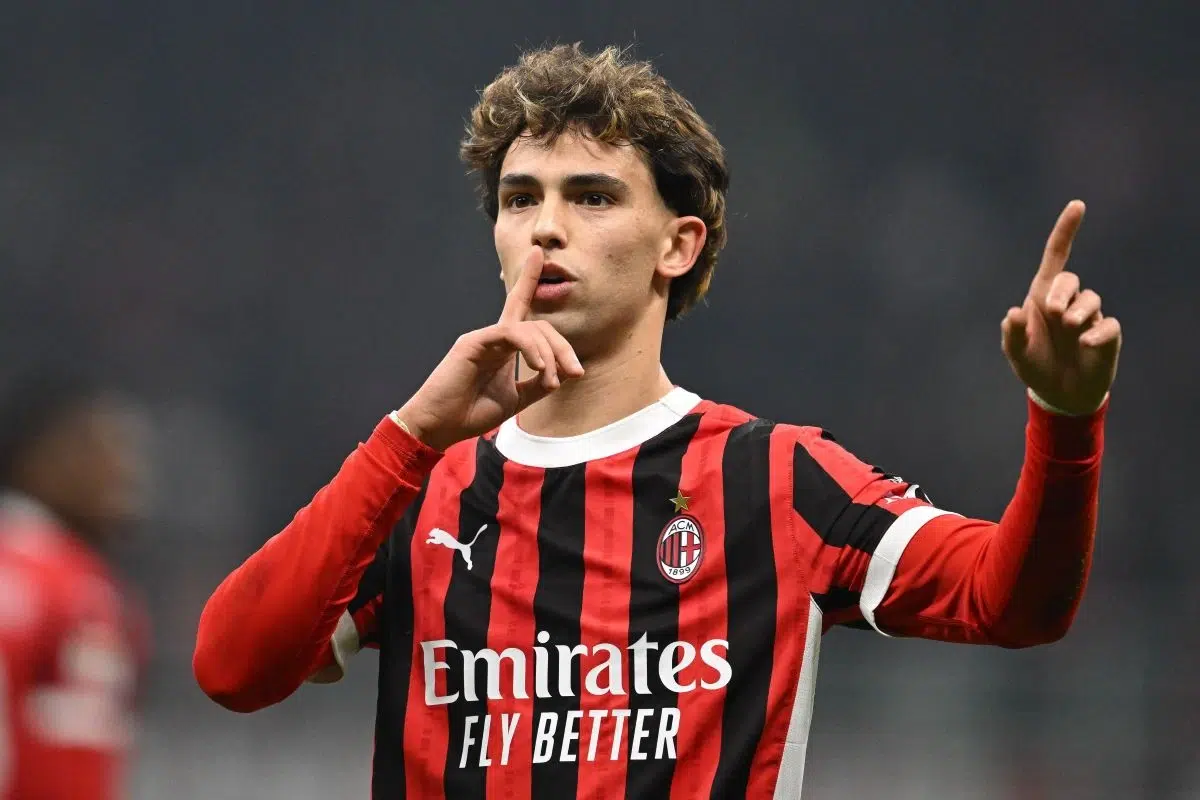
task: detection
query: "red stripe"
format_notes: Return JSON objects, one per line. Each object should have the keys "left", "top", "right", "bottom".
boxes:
{"left": 484, "top": 461, "right": 544, "bottom": 798}
{"left": 668, "top": 413, "right": 732, "bottom": 799}
{"left": 746, "top": 427, "right": 816, "bottom": 796}
{"left": 575, "top": 450, "right": 636, "bottom": 800}
{"left": 404, "top": 440, "right": 478, "bottom": 800}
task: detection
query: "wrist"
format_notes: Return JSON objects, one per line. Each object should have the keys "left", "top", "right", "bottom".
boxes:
{"left": 1027, "top": 388, "right": 1108, "bottom": 417}
{"left": 390, "top": 403, "right": 457, "bottom": 452}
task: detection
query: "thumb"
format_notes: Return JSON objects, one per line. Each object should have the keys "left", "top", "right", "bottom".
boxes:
{"left": 1000, "top": 305, "right": 1029, "bottom": 365}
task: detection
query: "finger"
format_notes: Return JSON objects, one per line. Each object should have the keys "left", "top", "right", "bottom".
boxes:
{"left": 533, "top": 320, "right": 584, "bottom": 378}
{"left": 1000, "top": 305, "right": 1028, "bottom": 363}
{"left": 1079, "top": 316, "right": 1122, "bottom": 350}
{"left": 1033, "top": 200, "right": 1086, "bottom": 286}
{"left": 498, "top": 248, "right": 545, "bottom": 324}
{"left": 520, "top": 323, "right": 560, "bottom": 391}
{"left": 1062, "top": 289, "right": 1102, "bottom": 329}
{"left": 484, "top": 322, "right": 548, "bottom": 376}
{"left": 515, "top": 373, "right": 555, "bottom": 412}
{"left": 1043, "top": 271, "right": 1081, "bottom": 316}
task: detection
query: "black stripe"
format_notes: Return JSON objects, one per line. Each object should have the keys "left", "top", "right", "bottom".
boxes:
{"left": 370, "top": 481, "right": 428, "bottom": 798}
{"left": 442, "top": 440, "right": 506, "bottom": 798}
{"left": 810, "top": 586, "right": 859, "bottom": 614}
{"left": 624, "top": 413, "right": 704, "bottom": 800}
{"left": 792, "top": 442, "right": 896, "bottom": 554}
{"left": 530, "top": 464, "right": 587, "bottom": 799}
{"left": 711, "top": 419, "right": 778, "bottom": 798}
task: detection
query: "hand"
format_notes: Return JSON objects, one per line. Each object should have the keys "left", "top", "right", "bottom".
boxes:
{"left": 1001, "top": 200, "right": 1122, "bottom": 415}
{"left": 395, "top": 248, "right": 584, "bottom": 450}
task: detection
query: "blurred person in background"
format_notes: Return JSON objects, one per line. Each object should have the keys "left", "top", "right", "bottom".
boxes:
{"left": 0, "top": 370, "right": 150, "bottom": 799}
{"left": 195, "top": 44, "right": 1121, "bottom": 798}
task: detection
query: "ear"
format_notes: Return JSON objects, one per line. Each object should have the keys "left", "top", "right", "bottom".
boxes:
{"left": 656, "top": 216, "right": 707, "bottom": 280}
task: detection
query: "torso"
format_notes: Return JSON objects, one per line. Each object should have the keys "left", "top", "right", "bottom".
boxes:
{"left": 370, "top": 390, "right": 823, "bottom": 800}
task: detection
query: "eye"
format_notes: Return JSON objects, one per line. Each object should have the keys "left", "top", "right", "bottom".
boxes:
{"left": 505, "top": 193, "right": 535, "bottom": 210}
{"left": 579, "top": 192, "right": 612, "bottom": 207}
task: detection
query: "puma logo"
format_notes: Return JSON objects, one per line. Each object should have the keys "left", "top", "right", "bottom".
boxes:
{"left": 425, "top": 524, "right": 490, "bottom": 570}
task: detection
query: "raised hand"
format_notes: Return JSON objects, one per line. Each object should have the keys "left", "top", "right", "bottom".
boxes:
{"left": 1001, "top": 200, "right": 1122, "bottom": 415}
{"left": 395, "top": 248, "right": 584, "bottom": 450}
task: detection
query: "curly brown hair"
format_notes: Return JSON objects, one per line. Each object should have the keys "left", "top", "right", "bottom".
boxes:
{"left": 460, "top": 43, "right": 730, "bottom": 321}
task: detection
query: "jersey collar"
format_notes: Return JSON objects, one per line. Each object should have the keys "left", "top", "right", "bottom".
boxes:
{"left": 495, "top": 386, "right": 702, "bottom": 468}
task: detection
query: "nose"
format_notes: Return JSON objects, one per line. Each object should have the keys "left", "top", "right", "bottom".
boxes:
{"left": 531, "top": 196, "right": 567, "bottom": 250}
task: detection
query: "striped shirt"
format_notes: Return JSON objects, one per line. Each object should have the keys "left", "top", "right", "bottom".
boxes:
{"left": 195, "top": 385, "right": 1105, "bottom": 799}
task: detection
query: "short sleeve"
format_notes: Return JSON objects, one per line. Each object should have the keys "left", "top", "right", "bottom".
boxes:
{"left": 790, "top": 427, "right": 957, "bottom": 634}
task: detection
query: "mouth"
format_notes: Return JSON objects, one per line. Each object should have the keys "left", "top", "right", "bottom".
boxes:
{"left": 537, "top": 262, "right": 573, "bottom": 285}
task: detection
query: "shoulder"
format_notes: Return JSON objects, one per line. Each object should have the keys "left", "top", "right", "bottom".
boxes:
{"left": 693, "top": 399, "right": 879, "bottom": 493}
{"left": 692, "top": 397, "right": 835, "bottom": 450}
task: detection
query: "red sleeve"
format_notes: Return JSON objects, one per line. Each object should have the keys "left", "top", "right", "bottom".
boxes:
{"left": 192, "top": 416, "right": 442, "bottom": 712}
{"left": 796, "top": 394, "right": 1105, "bottom": 647}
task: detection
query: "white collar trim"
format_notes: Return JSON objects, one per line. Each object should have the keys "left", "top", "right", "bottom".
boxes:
{"left": 495, "top": 386, "right": 702, "bottom": 468}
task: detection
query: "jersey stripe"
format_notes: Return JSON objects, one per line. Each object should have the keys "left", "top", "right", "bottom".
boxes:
{"left": 484, "top": 461, "right": 544, "bottom": 798}
{"left": 574, "top": 451, "right": 637, "bottom": 800}
{"left": 442, "top": 439, "right": 506, "bottom": 798}
{"left": 668, "top": 410, "right": 737, "bottom": 800}
{"left": 365, "top": 488, "right": 427, "bottom": 798}
{"left": 791, "top": 439, "right": 893, "bottom": 552}
{"left": 530, "top": 463, "right": 588, "bottom": 798}
{"left": 624, "top": 413, "right": 703, "bottom": 799}
{"left": 710, "top": 418, "right": 777, "bottom": 798}
{"left": 746, "top": 425, "right": 819, "bottom": 797}
{"left": 401, "top": 440, "right": 478, "bottom": 800}
{"left": 792, "top": 439, "right": 899, "bottom": 614}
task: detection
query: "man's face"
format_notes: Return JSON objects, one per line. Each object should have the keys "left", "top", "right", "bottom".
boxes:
{"left": 493, "top": 129, "right": 681, "bottom": 359}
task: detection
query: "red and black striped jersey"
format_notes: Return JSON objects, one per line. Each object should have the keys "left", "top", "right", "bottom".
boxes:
{"left": 196, "top": 384, "right": 1104, "bottom": 799}
{"left": 329, "top": 388, "right": 957, "bottom": 798}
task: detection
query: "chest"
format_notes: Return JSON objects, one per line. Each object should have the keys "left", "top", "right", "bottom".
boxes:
{"left": 397, "top": 457, "right": 791, "bottom": 666}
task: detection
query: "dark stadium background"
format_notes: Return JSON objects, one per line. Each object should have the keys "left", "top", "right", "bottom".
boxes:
{"left": 1, "top": 2, "right": 1192, "bottom": 797}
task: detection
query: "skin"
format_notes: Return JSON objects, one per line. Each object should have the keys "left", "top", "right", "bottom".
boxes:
{"left": 397, "top": 132, "right": 1121, "bottom": 451}
{"left": 11, "top": 397, "right": 149, "bottom": 543}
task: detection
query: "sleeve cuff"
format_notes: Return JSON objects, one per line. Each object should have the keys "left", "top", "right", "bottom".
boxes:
{"left": 364, "top": 414, "right": 444, "bottom": 483}
{"left": 1026, "top": 391, "right": 1107, "bottom": 462}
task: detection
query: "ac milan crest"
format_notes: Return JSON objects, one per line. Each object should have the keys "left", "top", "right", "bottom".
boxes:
{"left": 657, "top": 515, "right": 704, "bottom": 584}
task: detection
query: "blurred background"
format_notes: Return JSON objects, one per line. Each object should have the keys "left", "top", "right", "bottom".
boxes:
{"left": 1, "top": 1, "right": 1193, "bottom": 797}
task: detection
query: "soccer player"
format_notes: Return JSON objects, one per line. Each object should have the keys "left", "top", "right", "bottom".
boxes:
{"left": 0, "top": 372, "right": 149, "bottom": 799}
{"left": 194, "top": 44, "right": 1121, "bottom": 798}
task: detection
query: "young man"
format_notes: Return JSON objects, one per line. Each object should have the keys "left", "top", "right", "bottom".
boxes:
{"left": 194, "top": 44, "right": 1121, "bottom": 799}
{"left": 0, "top": 372, "right": 149, "bottom": 799}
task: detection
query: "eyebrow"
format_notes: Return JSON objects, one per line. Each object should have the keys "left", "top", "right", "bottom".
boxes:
{"left": 498, "top": 172, "right": 631, "bottom": 194}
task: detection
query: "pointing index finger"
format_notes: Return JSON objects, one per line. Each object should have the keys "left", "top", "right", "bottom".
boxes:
{"left": 1034, "top": 199, "right": 1086, "bottom": 286}
{"left": 500, "top": 247, "right": 544, "bottom": 323}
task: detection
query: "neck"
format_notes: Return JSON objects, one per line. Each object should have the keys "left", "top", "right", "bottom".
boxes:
{"left": 516, "top": 324, "right": 673, "bottom": 438}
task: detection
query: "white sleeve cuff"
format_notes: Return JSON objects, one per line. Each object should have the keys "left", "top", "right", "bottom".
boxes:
{"left": 330, "top": 610, "right": 361, "bottom": 670}
{"left": 1028, "top": 388, "right": 1108, "bottom": 417}
{"left": 859, "top": 506, "right": 957, "bottom": 636}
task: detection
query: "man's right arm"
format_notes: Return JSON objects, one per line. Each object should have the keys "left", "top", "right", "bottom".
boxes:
{"left": 193, "top": 416, "right": 441, "bottom": 713}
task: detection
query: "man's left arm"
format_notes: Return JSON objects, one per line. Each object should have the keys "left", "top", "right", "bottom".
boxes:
{"left": 802, "top": 199, "right": 1121, "bottom": 647}
{"left": 862, "top": 394, "right": 1105, "bottom": 646}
